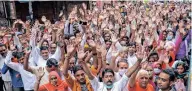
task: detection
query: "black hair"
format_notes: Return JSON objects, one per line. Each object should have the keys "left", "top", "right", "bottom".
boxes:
{"left": 50, "top": 42, "right": 57, "bottom": 46}
{"left": 122, "top": 36, "right": 129, "bottom": 40}
{"left": 162, "top": 30, "right": 167, "bottom": 35}
{"left": 148, "top": 45, "right": 153, "bottom": 50}
{"left": 41, "top": 39, "right": 49, "bottom": 46}
{"left": 148, "top": 52, "right": 159, "bottom": 59}
{"left": 105, "top": 40, "right": 112, "bottom": 43}
{"left": 46, "top": 58, "right": 58, "bottom": 67}
{"left": 175, "top": 61, "right": 186, "bottom": 71}
{"left": 0, "top": 43, "right": 5, "bottom": 47}
{"left": 167, "top": 30, "right": 176, "bottom": 38}
{"left": 74, "top": 30, "right": 80, "bottom": 37}
{"left": 40, "top": 46, "right": 48, "bottom": 51}
{"left": 12, "top": 52, "right": 24, "bottom": 59}
{"left": 102, "top": 68, "right": 114, "bottom": 78}
{"left": 17, "top": 33, "right": 23, "bottom": 37}
{"left": 117, "top": 59, "right": 128, "bottom": 67}
{"left": 128, "top": 42, "right": 136, "bottom": 47}
{"left": 161, "top": 69, "right": 175, "bottom": 82}
{"left": 73, "top": 65, "right": 84, "bottom": 74}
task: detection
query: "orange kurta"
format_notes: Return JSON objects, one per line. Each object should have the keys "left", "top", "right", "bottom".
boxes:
{"left": 128, "top": 82, "right": 154, "bottom": 91}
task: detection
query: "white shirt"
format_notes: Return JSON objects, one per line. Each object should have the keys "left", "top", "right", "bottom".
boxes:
{"left": 106, "top": 42, "right": 123, "bottom": 63}
{"left": 0, "top": 55, "right": 11, "bottom": 82}
{"left": 114, "top": 72, "right": 128, "bottom": 91}
{"left": 127, "top": 54, "right": 137, "bottom": 68}
{"left": 49, "top": 46, "right": 61, "bottom": 62}
{"left": 33, "top": 46, "right": 61, "bottom": 67}
{"left": 5, "top": 51, "right": 36, "bottom": 90}
{"left": 36, "top": 56, "right": 47, "bottom": 67}
{"left": 114, "top": 72, "right": 121, "bottom": 82}
{"left": 90, "top": 74, "right": 129, "bottom": 91}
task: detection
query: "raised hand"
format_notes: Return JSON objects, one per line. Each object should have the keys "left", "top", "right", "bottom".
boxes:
{"left": 100, "top": 46, "right": 107, "bottom": 58}
{"left": 111, "top": 45, "right": 119, "bottom": 58}
{"left": 42, "top": 33, "right": 48, "bottom": 39}
{"left": 75, "top": 37, "right": 82, "bottom": 46}
{"left": 111, "top": 33, "right": 118, "bottom": 43}
{"left": 111, "top": 50, "right": 119, "bottom": 58}
{"left": 82, "top": 3, "right": 87, "bottom": 10}
{"left": 163, "top": 52, "right": 170, "bottom": 64}
{"left": 66, "top": 41, "right": 75, "bottom": 55}
{"left": 175, "top": 79, "right": 186, "bottom": 91}
{"left": 79, "top": 8, "right": 85, "bottom": 16}
{"left": 141, "top": 61, "right": 148, "bottom": 69}
{"left": 96, "top": 44, "right": 102, "bottom": 55}
{"left": 24, "top": 48, "right": 31, "bottom": 55}
{"left": 135, "top": 45, "right": 145, "bottom": 62}
{"left": 37, "top": 67, "right": 45, "bottom": 80}
{"left": 59, "top": 38, "right": 65, "bottom": 48}
{"left": 87, "top": 39, "right": 96, "bottom": 48}
{"left": 77, "top": 46, "right": 88, "bottom": 63}
{"left": 95, "top": 30, "right": 101, "bottom": 37}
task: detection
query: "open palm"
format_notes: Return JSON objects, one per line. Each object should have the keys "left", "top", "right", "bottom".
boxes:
{"left": 37, "top": 67, "right": 45, "bottom": 79}
{"left": 87, "top": 40, "right": 96, "bottom": 48}
{"left": 67, "top": 44, "right": 75, "bottom": 54}
{"left": 77, "top": 48, "right": 87, "bottom": 59}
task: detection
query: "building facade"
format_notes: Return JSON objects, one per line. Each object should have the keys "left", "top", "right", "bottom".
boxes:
{"left": 0, "top": 1, "right": 89, "bottom": 27}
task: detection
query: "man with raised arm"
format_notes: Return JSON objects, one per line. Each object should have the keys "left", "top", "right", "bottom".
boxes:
{"left": 80, "top": 46, "right": 144, "bottom": 91}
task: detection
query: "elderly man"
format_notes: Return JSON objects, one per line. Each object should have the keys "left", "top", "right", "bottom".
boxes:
{"left": 128, "top": 69, "right": 154, "bottom": 91}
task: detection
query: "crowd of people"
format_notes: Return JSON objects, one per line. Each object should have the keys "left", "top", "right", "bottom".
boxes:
{"left": 0, "top": 1, "right": 191, "bottom": 91}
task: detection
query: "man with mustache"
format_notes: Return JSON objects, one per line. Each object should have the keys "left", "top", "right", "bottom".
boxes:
{"left": 83, "top": 50, "right": 143, "bottom": 91}
{"left": 63, "top": 42, "right": 94, "bottom": 91}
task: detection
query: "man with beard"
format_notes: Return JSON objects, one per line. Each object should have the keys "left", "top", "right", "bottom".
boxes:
{"left": 83, "top": 50, "right": 143, "bottom": 91}
{"left": 63, "top": 43, "right": 94, "bottom": 91}
{"left": 0, "top": 43, "right": 12, "bottom": 91}
{"left": 48, "top": 42, "right": 62, "bottom": 62}
{"left": 68, "top": 57, "right": 76, "bottom": 76}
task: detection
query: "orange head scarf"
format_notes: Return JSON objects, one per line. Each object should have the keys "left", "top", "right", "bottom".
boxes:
{"left": 41, "top": 71, "right": 68, "bottom": 91}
